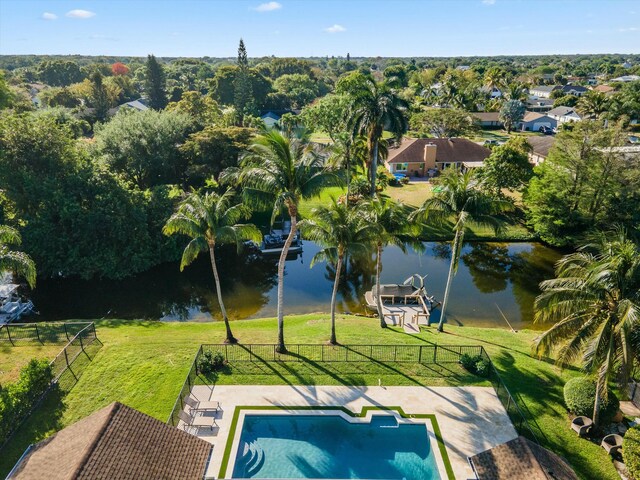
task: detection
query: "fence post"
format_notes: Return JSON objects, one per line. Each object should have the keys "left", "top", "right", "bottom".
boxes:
{"left": 78, "top": 330, "right": 84, "bottom": 351}
{"left": 433, "top": 344, "right": 438, "bottom": 363}
{"left": 6, "top": 326, "right": 14, "bottom": 346}
{"left": 63, "top": 323, "right": 70, "bottom": 342}
{"left": 418, "top": 345, "right": 423, "bottom": 363}
{"left": 34, "top": 324, "right": 42, "bottom": 344}
{"left": 64, "top": 347, "right": 70, "bottom": 368}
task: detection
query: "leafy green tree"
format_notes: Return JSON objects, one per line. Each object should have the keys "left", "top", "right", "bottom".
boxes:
{"left": 0, "top": 71, "right": 12, "bottom": 109}
{"left": 261, "top": 57, "right": 313, "bottom": 79}
{"left": 209, "top": 66, "right": 271, "bottom": 109}
{"left": 525, "top": 122, "right": 637, "bottom": 246}
{"left": 409, "top": 108, "right": 479, "bottom": 138}
{"left": 37, "top": 60, "right": 84, "bottom": 86}
{"left": 299, "top": 199, "right": 374, "bottom": 344}
{"left": 39, "top": 86, "right": 81, "bottom": 108}
{"left": 553, "top": 94, "right": 578, "bottom": 108}
{"left": 366, "top": 197, "right": 420, "bottom": 327}
{"left": 234, "top": 39, "right": 255, "bottom": 121}
{"left": 273, "top": 74, "right": 319, "bottom": 108}
{"left": 337, "top": 72, "right": 408, "bottom": 197}
{"left": 411, "top": 168, "right": 511, "bottom": 331}
{"left": 383, "top": 64, "right": 409, "bottom": 88}
{"left": 534, "top": 227, "right": 640, "bottom": 425}
{"left": 32, "top": 107, "right": 90, "bottom": 138}
{"left": 166, "top": 91, "right": 221, "bottom": 127}
{"left": 300, "top": 94, "right": 349, "bottom": 142}
{"left": 499, "top": 99, "right": 525, "bottom": 133}
{"left": 0, "top": 225, "right": 36, "bottom": 288}
{"left": 144, "top": 54, "right": 168, "bottom": 110}
{"left": 163, "top": 190, "right": 261, "bottom": 343}
{"left": 95, "top": 109, "right": 193, "bottom": 188}
{"left": 608, "top": 81, "right": 640, "bottom": 123}
{"left": 480, "top": 137, "right": 533, "bottom": 195}
{"left": 233, "top": 130, "right": 339, "bottom": 352}
{"left": 577, "top": 91, "right": 608, "bottom": 119}
{"left": 89, "top": 72, "right": 111, "bottom": 121}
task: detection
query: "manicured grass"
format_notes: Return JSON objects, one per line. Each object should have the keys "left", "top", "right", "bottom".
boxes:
{"left": 0, "top": 315, "right": 618, "bottom": 480}
{"left": 298, "top": 186, "right": 347, "bottom": 217}
{"left": 0, "top": 344, "right": 62, "bottom": 384}
{"left": 384, "top": 182, "right": 434, "bottom": 207}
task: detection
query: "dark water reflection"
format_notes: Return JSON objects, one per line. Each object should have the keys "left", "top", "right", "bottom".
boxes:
{"left": 29, "top": 241, "right": 561, "bottom": 329}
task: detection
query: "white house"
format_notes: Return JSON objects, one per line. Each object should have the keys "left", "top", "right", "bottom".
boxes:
{"left": 611, "top": 75, "right": 640, "bottom": 83}
{"left": 519, "top": 112, "right": 557, "bottom": 132}
{"left": 547, "top": 106, "right": 582, "bottom": 124}
{"left": 529, "top": 85, "right": 557, "bottom": 98}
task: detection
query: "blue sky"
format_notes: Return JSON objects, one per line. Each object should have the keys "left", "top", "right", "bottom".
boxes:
{"left": 1, "top": 0, "right": 638, "bottom": 57}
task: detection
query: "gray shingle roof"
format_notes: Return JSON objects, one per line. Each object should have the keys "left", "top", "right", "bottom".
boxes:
{"left": 9, "top": 402, "right": 212, "bottom": 480}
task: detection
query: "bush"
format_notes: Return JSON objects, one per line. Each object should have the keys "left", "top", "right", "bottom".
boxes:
{"left": 0, "top": 359, "right": 53, "bottom": 444}
{"left": 351, "top": 176, "right": 370, "bottom": 196}
{"left": 400, "top": 176, "right": 410, "bottom": 185}
{"left": 197, "top": 350, "right": 225, "bottom": 375}
{"left": 563, "top": 377, "right": 620, "bottom": 424}
{"left": 460, "top": 353, "right": 491, "bottom": 377}
{"left": 624, "top": 425, "right": 640, "bottom": 480}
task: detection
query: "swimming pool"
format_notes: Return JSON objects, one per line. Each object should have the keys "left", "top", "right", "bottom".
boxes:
{"left": 230, "top": 413, "right": 443, "bottom": 479}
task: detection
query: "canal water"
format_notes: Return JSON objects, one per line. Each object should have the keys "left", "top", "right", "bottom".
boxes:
{"left": 28, "top": 241, "right": 561, "bottom": 330}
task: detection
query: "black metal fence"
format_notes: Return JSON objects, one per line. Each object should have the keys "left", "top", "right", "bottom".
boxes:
{"left": 0, "top": 321, "right": 94, "bottom": 345}
{"left": 167, "top": 342, "right": 541, "bottom": 444}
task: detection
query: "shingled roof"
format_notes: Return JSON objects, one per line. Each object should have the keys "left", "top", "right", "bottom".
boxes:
{"left": 386, "top": 137, "right": 490, "bottom": 164}
{"left": 469, "top": 436, "right": 578, "bottom": 480}
{"left": 8, "top": 402, "right": 212, "bottom": 480}
{"left": 527, "top": 136, "right": 556, "bottom": 159}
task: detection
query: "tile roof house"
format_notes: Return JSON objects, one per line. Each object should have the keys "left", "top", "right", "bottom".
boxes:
{"left": 592, "top": 85, "right": 616, "bottom": 95}
{"left": 468, "top": 436, "right": 578, "bottom": 480}
{"left": 518, "top": 112, "right": 557, "bottom": 132}
{"left": 7, "top": 402, "right": 212, "bottom": 480}
{"left": 547, "top": 106, "right": 582, "bottom": 124}
{"left": 385, "top": 137, "right": 491, "bottom": 176}
{"left": 526, "top": 136, "right": 556, "bottom": 165}
{"left": 472, "top": 112, "right": 503, "bottom": 128}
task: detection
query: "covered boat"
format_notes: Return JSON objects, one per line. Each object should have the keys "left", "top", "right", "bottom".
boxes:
{"left": 0, "top": 284, "right": 34, "bottom": 325}
{"left": 258, "top": 221, "right": 303, "bottom": 256}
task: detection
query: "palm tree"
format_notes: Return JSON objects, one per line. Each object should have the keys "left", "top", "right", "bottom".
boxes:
{"left": 236, "top": 130, "right": 339, "bottom": 352}
{"left": 163, "top": 189, "right": 261, "bottom": 344}
{"left": 344, "top": 74, "right": 408, "bottom": 197}
{"left": 366, "top": 197, "right": 421, "bottom": 328}
{"left": 299, "top": 199, "right": 374, "bottom": 344}
{"left": 577, "top": 91, "right": 609, "bottom": 119}
{"left": 0, "top": 225, "right": 36, "bottom": 288}
{"left": 483, "top": 67, "right": 505, "bottom": 94}
{"left": 411, "top": 168, "right": 512, "bottom": 332}
{"left": 534, "top": 227, "right": 640, "bottom": 425}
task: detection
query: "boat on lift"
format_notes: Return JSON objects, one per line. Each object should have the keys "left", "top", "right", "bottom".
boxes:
{"left": 258, "top": 221, "right": 303, "bottom": 256}
{"left": 364, "top": 274, "right": 439, "bottom": 326}
{"left": 0, "top": 284, "right": 35, "bottom": 325}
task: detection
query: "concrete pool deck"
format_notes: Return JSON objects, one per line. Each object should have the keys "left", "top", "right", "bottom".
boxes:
{"left": 181, "top": 385, "right": 518, "bottom": 479}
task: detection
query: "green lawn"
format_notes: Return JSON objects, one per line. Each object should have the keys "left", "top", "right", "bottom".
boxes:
{"left": 0, "top": 344, "right": 62, "bottom": 384}
{"left": 0, "top": 315, "right": 618, "bottom": 480}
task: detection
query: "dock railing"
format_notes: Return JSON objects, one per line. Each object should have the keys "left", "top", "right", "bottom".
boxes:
{"left": 167, "top": 343, "right": 542, "bottom": 444}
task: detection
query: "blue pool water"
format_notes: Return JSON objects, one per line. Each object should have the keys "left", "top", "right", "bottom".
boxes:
{"left": 231, "top": 414, "right": 442, "bottom": 479}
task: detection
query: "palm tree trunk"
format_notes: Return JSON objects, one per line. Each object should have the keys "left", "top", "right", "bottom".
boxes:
{"left": 209, "top": 245, "right": 236, "bottom": 344}
{"left": 329, "top": 254, "right": 343, "bottom": 345}
{"left": 370, "top": 139, "right": 379, "bottom": 197}
{"left": 438, "top": 229, "right": 464, "bottom": 332}
{"left": 376, "top": 242, "right": 386, "bottom": 328}
{"left": 275, "top": 212, "right": 297, "bottom": 353}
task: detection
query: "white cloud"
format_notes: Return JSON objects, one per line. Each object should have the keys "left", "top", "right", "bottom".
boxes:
{"left": 619, "top": 27, "right": 639, "bottom": 32}
{"left": 42, "top": 12, "right": 57, "bottom": 20}
{"left": 482, "top": 0, "right": 496, "bottom": 4}
{"left": 325, "top": 24, "right": 346, "bottom": 33}
{"left": 65, "top": 9, "right": 96, "bottom": 19}
{"left": 253, "top": 2, "right": 282, "bottom": 12}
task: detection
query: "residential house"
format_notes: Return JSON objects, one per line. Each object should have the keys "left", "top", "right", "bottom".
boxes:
{"left": 481, "top": 86, "right": 503, "bottom": 99}
{"left": 472, "top": 112, "right": 503, "bottom": 128}
{"left": 261, "top": 111, "right": 281, "bottom": 128}
{"left": 468, "top": 436, "right": 578, "bottom": 480}
{"left": 529, "top": 85, "right": 557, "bottom": 99}
{"left": 547, "top": 106, "right": 582, "bottom": 125}
{"left": 526, "top": 136, "right": 556, "bottom": 165}
{"left": 592, "top": 84, "right": 616, "bottom": 95}
{"left": 115, "top": 98, "right": 149, "bottom": 113}
{"left": 456, "top": 65, "right": 471, "bottom": 71}
{"left": 6, "top": 402, "right": 212, "bottom": 480}
{"left": 622, "top": 61, "right": 633, "bottom": 69}
{"left": 384, "top": 137, "right": 491, "bottom": 176}
{"left": 526, "top": 96, "right": 554, "bottom": 112}
{"left": 611, "top": 75, "right": 640, "bottom": 83}
{"left": 557, "top": 84, "right": 588, "bottom": 97}
{"left": 518, "top": 112, "right": 557, "bottom": 132}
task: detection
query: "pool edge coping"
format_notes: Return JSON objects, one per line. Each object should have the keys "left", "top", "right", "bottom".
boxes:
{"left": 217, "top": 405, "right": 455, "bottom": 480}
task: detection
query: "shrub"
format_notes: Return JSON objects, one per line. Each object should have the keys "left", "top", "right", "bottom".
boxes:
{"left": 460, "top": 353, "right": 491, "bottom": 377}
{"left": 351, "top": 176, "right": 370, "bottom": 196}
{"left": 197, "top": 350, "right": 225, "bottom": 375}
{"left": 624, "top": 425, "right": 640, "bottom": 480}
{"left": 400, "top": 176, "right": 410, "bottom": 185}
{"left": 563, "top": 377, "right": 620, "bottom": 424}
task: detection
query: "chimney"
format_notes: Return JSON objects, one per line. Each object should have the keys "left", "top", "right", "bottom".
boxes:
{"left": 423, "top": 143, "right": 437, "bottom": 170}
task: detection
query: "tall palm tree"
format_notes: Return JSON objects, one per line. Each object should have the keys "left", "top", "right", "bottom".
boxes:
{"left": 534, "top": 227, "right": 640, "bottom": 425}
{"left": 236, "top": 130, "right": 339, "bottom": 352}
{"left": 343, "top": 74, "right": 408, "bottom": 197}
{"left": 483, "top": 67, "right": 505, "bottom": 94}
{"left": 577, "top": 91, "right": 609, "bottom": 119}
{"left": 366, "top": 197, "right": 421, "bottom": 328}
{"left": 163, "top": 189, "right": 261, "bottom": 344}
{"left": 0, "top": 225, "right": 36, "bottom": 288}
{"left": 299, "top": 199, "right": 374, "bottom": 344}
{"left": 411, "top": 168, "right": 512, "bottom": 332}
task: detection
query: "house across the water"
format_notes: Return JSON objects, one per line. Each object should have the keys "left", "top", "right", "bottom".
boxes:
{"left": 384, "top": 137, "right": 491, "bottom": 177}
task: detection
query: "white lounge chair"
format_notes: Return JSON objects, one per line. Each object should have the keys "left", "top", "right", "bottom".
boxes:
{"left": 184, "top": 396, "right": 221, "bottom": 413}
{"left": 178, "top": 409, "right": 217, "bottom": 432}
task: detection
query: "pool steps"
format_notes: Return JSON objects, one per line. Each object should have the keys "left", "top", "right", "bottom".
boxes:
{"left": 239, "top": 440, "right": 265, "bottom": 477}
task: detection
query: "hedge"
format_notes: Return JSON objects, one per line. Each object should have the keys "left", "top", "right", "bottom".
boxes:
{"left": 563, "top": 377, "right": 619, "bottom": 424}
{"left": 624, "top": 425, "right": 640, "bottom": 480}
